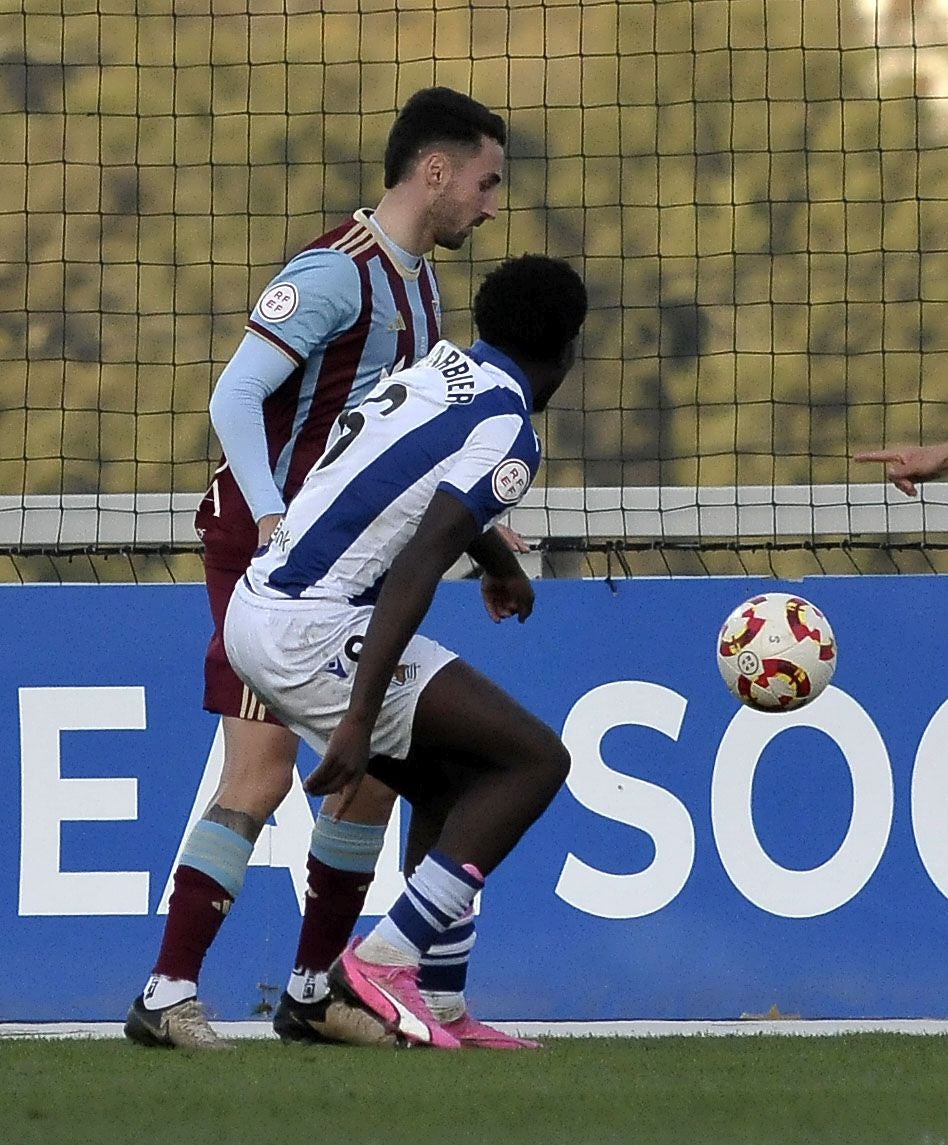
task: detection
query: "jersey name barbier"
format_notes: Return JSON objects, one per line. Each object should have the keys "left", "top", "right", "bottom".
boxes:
{"left": 244, "top": 340, "right": 541, "bottom": 604}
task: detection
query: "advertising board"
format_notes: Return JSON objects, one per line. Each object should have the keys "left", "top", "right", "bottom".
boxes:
{"left": 1, "top": 578, "right": 945, "bottom": 1021}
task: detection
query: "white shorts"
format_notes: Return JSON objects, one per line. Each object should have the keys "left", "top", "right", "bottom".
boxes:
{"left": 223, "top": 578, "right": 457, "bottom": 760}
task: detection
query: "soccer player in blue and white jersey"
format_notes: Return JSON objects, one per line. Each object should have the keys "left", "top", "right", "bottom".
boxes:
{"left": 125, "top": 89, "right": 513, "bottom": 1052}
{"left": 224, "top": 255, "right": 588, "bottom": 1049}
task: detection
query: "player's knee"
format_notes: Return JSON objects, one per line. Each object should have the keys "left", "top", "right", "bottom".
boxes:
{"left": 525, "top": 727, "right": 570, "bottom": 797}
{"left": 550, "top": 739, "right": 571, "bottom": 788}
{"left": 269, "top": 768, "right": 295, "bottom": 806}
{"left": 323, "top": 773, "right": 397, "bottom": 823}
{"left": 216, "top": 754, "right": 295, "bottom": 819}
{"left": 544, "top": 738, "right": 571, "bottom": 794}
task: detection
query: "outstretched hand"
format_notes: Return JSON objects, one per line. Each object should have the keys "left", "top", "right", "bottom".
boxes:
{"left": 303, "top": 714, "right": 372, "bottom": 820}
{"left": 480, "top": 570, "right": 534, "bottom": 624}
{"left": 854, "top": 444, "right": 948, "bottom": 498}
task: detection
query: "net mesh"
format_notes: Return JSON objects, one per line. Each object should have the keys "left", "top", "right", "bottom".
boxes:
{"left": 1, "top": 0, "right": 946, "bottom": 582}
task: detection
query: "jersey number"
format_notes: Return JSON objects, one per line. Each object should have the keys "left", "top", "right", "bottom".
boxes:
{"left": 205, "top": 459, "right": 229, "bottom": 517}
{"left": 317, "top": 382, "right": 408, "bottom": 470}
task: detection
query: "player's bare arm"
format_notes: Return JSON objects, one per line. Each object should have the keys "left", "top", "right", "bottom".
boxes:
{"left": 493, "top": 521, "right": 530, "bottom": 553}
{"left": 304, "top": 490, "right": 480, "bottom": 807}
{"left": 854, "top": 442, "right": 948, "bottom": 497}
{"left": 468, "top": 527, "right": 534, "bottom": 623}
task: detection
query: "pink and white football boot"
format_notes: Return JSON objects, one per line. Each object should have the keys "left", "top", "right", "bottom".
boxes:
{"left": 329, "top": 938, "right": 461, "bottom": 1050}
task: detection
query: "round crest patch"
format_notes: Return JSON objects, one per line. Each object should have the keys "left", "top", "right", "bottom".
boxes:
{"left": 491, "top": 459, "right": 531, "bottom": 504}
{"left": 256, "top": 282, "right": 299, "bottom": 322}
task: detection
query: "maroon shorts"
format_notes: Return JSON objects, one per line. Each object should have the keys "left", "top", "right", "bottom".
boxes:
{"left": 202, "top": 553, "right": 284, "bottom": 726}
{"left": 196, "top": 464, "right": 290, "bottom": 724}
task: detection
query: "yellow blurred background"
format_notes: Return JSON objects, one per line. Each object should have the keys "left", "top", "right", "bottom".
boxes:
{"left": 0, "top": 0, "right": 946, "bottom": 579}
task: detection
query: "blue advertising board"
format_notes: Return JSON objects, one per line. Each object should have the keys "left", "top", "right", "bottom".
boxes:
{"left": 1, "top": 577, "right": 946, "bottom": 1022}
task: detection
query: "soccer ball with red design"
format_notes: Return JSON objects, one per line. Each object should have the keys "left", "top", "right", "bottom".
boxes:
{"left": 716, "top": 592, "right": 837, "bottom": 711}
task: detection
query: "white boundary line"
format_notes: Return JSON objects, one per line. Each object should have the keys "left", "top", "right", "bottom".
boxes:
{"left": 2, "top": 1019, "right": 948, "bottom": 1040}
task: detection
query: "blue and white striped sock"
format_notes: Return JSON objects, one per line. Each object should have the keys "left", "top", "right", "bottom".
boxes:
{"left": 418, "top": 909, "right": 476, "bottom": 1022}
{"left": 360, "top": 851, "right": 483, "bottom": 966}
{"left": 419, "top": 908, "right": 476, "bottom": 992}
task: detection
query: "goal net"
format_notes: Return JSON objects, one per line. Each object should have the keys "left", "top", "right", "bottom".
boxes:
{"left": 2, "top": 0, "right": 946, "bottom": 582}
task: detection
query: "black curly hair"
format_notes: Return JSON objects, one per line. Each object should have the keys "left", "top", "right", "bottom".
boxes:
{"left": 384, "top": 87, "right": 506, "bottom": 188}
{"left": 473, "top": 255, "right": 587, "bottom": 363}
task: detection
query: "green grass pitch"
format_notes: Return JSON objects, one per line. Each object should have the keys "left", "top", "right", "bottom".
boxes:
{"left": 2, "top": 1035, "right": 948, "bottom": 1145}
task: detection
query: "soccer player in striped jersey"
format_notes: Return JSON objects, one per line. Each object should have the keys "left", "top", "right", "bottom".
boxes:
{"left": 224, "top": 254, "right": 587, "bottom": 1049}
{"left": 125, "top": 88, "right": 509, "bottom": 1051}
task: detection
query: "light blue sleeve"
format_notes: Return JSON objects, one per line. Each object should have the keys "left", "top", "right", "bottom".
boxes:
{"left": 248, "top": 248, "right": 363, "bottom": 360}
{"left": 209, "top": 332, "right": 297, "bottom": 523}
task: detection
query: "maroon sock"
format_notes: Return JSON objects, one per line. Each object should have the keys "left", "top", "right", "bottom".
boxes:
{"left": 294, "top": 855, "right": 374, "bottom": 972}
{"left": 152, "top": 865, "right": 234, "bottom": 983}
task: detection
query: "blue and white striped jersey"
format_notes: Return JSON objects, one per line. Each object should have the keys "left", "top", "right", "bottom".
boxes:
{"left": 244, "top": 339, "right": 541, "bottom": 603}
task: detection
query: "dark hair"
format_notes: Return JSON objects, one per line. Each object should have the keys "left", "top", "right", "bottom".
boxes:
{"left": 384, "top": 87, "right": 506, "bottom": 188}
{"left": 473, "top": 255, "right": 587, "bottom": 363}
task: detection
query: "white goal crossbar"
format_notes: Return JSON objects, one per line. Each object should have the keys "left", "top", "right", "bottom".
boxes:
{"left": 1, "top": 485, "right": 947, "bottom": 549}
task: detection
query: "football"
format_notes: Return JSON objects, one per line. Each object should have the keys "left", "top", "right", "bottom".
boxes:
{"left": 716, "top": 592, "right": 837, "bottom": 711}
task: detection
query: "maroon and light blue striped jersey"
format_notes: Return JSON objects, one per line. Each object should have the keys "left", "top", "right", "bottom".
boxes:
{"left": 196, "top": 209, "right": 441, "bottom": 562}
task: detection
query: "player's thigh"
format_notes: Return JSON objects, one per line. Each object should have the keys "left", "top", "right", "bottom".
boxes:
{"left": 221, "top": 714, "right": 299, "bottom": 771}
{"left": 410, "top": 658, "right": 567, "bottom": 775}
{"left": 215, "top": 715, "right": 300, "bottom": 811}
{"left": 217, "top": 713, "right": 397, "bottom": 825}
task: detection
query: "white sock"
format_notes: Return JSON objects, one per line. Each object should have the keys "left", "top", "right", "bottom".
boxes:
{"left": 356, "top": 935, "right": 419, "bottom": 967}
{"left": 421, "top": 989, "right": 466, "bottom": 1023}
{"left": 142, "top": 974, "right": 196, "bottom": 1010}
{"left": 286, "top": 968, "right": 329, "bottom": 1005}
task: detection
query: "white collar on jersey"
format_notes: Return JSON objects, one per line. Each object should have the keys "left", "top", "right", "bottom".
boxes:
{"left": 356, "top": 208, "right": 424, "bottom": 280}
